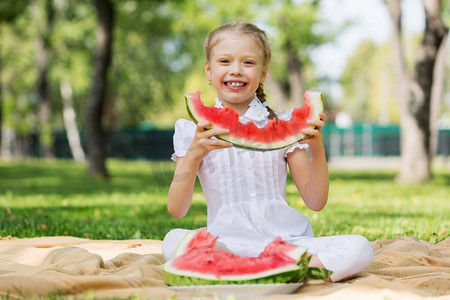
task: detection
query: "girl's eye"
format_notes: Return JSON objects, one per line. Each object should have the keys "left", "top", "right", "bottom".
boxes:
{"left": 219, "top": 59, "right": 229, "bottom": 63}
{"left": 244, "top": 60, "right": 255, "bottom": 65}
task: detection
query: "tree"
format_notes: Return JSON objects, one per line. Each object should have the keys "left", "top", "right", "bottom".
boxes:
{"left": 86, "top": 0, "right": 114, "bottom": 178}
{"left": 0, "top": 0, "right": 31, "bottom": 155}
{"left": 111, "top": 0, "right": 189, "bottom": 128}
{"left": 266, "top": 0, "right": 333, "bottom": 110}
{"left": 61, "top": 81, "right": 85, "bottom": 161}
{"left": 341, "top": 41, "right": 399, "bottom": 124}
{"left": 32, "top": 0, "right": 55, "bottom": 158}
{"left": 50, "top": 0, "right": 95, "bottom": 161}
{"left": 387, "top": 0, "right": 448, "bottom": 183}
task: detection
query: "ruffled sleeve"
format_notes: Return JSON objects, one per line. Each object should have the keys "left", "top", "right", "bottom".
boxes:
{"left": 284, "top": 142, "right": 309, "bottom": 157}
{"left": 171, "top": 119, "right": 196, "bottom": 161}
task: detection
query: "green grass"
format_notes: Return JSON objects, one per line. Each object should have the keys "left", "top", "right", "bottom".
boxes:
{"left": 0, "top": 159, "right": 448, "bottom": 243}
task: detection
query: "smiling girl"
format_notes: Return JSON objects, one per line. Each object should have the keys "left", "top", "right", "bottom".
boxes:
{"left": 162, "top": 22, "right": 373, "bottom": 282}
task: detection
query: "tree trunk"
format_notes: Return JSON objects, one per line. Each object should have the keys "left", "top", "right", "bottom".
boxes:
{"left": 61, "top": 82, "right": 85, "bottom": 162}
{"left": 265, "top": 73, "right": 288, "bottom": 111}
{"left": 387, "top": 0, "right": 447, "bottom": 183}
{"left": 0, "top": 41, "right": 3, "bottom": 153}
{"left": 86, "top": 0, "right": 114, "bottom": 178}
{"left": 430, "top": 32, "right": 448, "bottom": 157}
{"left": 286, "top": 41, "right": 305, "bottom": 107}
{"left": 33, "top": 0, "right": 55, "bottom": 158}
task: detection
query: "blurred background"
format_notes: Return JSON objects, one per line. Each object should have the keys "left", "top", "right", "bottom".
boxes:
{"left": 0, "top": 0, "right": 449, "bottom": 182}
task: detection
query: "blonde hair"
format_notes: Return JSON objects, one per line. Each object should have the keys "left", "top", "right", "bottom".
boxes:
{"left": 204, "top": 22, "right": 278, "bottom": 120}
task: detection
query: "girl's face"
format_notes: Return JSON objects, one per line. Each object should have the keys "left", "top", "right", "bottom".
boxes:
{"left": 205, "top": 32, "right": 268, "bottom": 115}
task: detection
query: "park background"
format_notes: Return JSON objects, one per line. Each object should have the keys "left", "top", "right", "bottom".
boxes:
{"left": 0, "top": 0, "right": 449, "bottom": 244}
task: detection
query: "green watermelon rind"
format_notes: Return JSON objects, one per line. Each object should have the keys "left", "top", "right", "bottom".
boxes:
{"left": 164, "top": 266, "right": 306, "bottom": 286}
{"left": 307, "top": 267, "right": 334, "bottom": 280}
{"left": 185, "top": 90, "right": 324, "bottom": 151}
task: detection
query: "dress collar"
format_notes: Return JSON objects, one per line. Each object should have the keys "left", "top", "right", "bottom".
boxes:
{"left": 214, "top": 97, "right": 270, "bottom": 127}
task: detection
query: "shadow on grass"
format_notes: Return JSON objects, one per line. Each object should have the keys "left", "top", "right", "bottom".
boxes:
{"left": 329, "top": 169, "right": 450, "bottom": 185}
{"left": 1, "top": 200, "right": 208, "bottom": 240}
{"left": 329, "top": 170, "right": 397, "bottom": 182}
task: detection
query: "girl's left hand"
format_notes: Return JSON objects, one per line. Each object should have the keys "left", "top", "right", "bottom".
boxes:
{"left": 299, "top": 112, "right": 327, "bottom": 149}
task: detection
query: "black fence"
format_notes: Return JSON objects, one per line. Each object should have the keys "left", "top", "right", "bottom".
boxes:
{"left": 322, "top": 124, "right": 450, "bottom": 157}
{"left": 52, "top": 128, "right": 175, "bottom": 160}
{"left": 18, "top": 124, "right": 450, "bottom": 160}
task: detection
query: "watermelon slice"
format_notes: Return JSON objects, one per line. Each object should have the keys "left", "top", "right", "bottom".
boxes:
{"left": 163, "top": 228, "right": 311, "bottom": 286}
{"left": 185, "top": 90, "right": 323, "bottom": 151}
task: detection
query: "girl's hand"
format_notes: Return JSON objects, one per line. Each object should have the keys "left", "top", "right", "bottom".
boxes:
{"left": 299, "top": 112, "right": 327, "bottom": 151}
{"left": 186, "top": 120, "right": 233, "bottom": 161}
{"left": 289, "top": 112, "right": 329, "bottom": 212}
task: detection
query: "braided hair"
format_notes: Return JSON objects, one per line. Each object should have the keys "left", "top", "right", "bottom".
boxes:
{"left": 256, "top": 83, "right": 278, "bottom": 120}
{"left": 204, "top": 22, "right": 278, "bottom": 120}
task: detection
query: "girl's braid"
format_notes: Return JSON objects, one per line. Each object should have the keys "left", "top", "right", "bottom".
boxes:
{"left": 256, "top": 83, "right": 278, "bottom": 120}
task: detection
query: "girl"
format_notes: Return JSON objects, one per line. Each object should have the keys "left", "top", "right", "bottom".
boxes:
{"left": 163, "top": 22, "right": 373, "bottom": 282}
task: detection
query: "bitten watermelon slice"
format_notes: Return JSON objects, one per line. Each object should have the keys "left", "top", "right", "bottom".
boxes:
{"left": 163, "top": 228, "right": 310, "bottom": 286}
{"left": 185, "top": 90, "right": 323, "bottom": 150}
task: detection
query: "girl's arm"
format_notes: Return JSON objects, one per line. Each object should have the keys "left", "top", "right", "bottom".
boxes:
{"left": 167, "top": 121, "right": 232, "bottom": 218}
{"left": 287, "top": 112, "right": 329, "bottom": 211}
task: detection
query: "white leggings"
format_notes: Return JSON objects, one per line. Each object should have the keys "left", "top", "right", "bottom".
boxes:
{"left": 162, "top": 228, "right": 373, "bottom": 282}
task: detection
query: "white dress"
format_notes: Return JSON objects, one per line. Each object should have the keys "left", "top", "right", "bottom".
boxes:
{"left": 163, "top": 97, "right": 373, "bottom": 281}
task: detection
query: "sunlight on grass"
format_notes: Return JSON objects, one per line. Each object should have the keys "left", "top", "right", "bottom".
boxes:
{"left": 0, "top": 159, "right": 448, "bottom": 243}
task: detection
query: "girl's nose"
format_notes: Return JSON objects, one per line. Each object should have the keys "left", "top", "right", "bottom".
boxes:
{"left": 229, "top": 62, "right": 242, "bottom": 75}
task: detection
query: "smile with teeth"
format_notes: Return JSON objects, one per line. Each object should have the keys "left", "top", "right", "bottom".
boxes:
{"left": 226, "top": 81, "right": 246, "bottom": 87}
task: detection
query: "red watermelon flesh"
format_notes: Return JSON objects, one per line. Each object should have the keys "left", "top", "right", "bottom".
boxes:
{"left": 173, "top": 227, "right": 218, "bottom": 257}
{"left": 163, "top": 228, "right": 308, "bottom": 286}
{"left": 185, "top": 90, "right": 323, "bottom": 150}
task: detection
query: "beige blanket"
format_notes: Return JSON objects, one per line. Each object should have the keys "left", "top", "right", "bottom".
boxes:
{"left": 0, "top": 236, "right": 448, "bottom": 299}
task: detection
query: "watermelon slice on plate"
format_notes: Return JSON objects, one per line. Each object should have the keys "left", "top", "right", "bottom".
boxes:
{"left": 163, "top": 228, "right": 321, "bottom": 287}
{"left": 185, "top": 90, "right": 323, "bottom": 151}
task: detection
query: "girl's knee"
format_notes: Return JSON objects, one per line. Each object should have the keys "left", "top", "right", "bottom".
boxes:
{"left": 162, "top": 228, "right": 191, "bottom": 260}
{"left": 352, "top": 235, "right": 373, "bottom": 267}
{"left": 329, "top": 235, "right": 373, "bottom": 282}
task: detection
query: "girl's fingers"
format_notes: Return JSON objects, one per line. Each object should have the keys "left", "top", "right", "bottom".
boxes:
{"left": 306, "top": 120, "right": 324, "bottom": 132}
{"left": 318, "top": 112, "right": 327, "bottom": 122}
{"left": 196, "top": 120, "right": 211, "bottom": 132}
{"left": 196, "top": 122, "right": 230, "bottom": 137}
{"left": 193, "top": 121, "right": 232, "bottom": 152}
{"left": 208, "top": 139, "right": 233, "bottom": 149}
{"left": 301, "top": 128, "right": 318, "bottom": 137}
{"left": 208, "top": 127, "right": 230, "bottom": 137}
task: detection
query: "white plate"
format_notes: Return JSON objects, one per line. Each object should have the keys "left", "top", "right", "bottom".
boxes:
{"left": 168, "top": 282, "right": 303, "bottom": 297}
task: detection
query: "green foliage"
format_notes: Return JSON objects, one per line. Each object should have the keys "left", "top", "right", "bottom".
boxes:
{"left": 1, "top": 0, "right": 95, "bottom": 134}
{"left": 269, "top": 1, "right": 323, "bottom": 57}
{"left": 1, "top": 8, "right": 38, "bottom": 135}
{"left": 442, "top": 0, "right": 450, "bottom": 27}
{"left": 1, "top": 0, "right": 338, "bottom": 132}
{"left": 0, "top": 0, "right": 30, "bottom": 23}
{"left": 50, "top": 0, "right": 96, "bottom": 127}
{"left": 111, "top": 0, "right": 186, "bottom": 127}
{"left": 0, "top": 159, "right": 448, "bottom": 243}
{"left": 341, "top": 41, "right": 399, "bottom": 124}
{"left": 265, "top": 0, "right": 327, "bottom": 94}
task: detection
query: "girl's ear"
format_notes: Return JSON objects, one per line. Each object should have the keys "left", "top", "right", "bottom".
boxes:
{"left": 260, "top": 65, "right": 268, "bottom": 84}
{"left": 205, "top": 61, "right": 212, "bottom": 81}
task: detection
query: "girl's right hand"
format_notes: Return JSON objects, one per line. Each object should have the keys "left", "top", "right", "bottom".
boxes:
{"left": 186, "top": 120, "right": 233, "bottom": 161}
